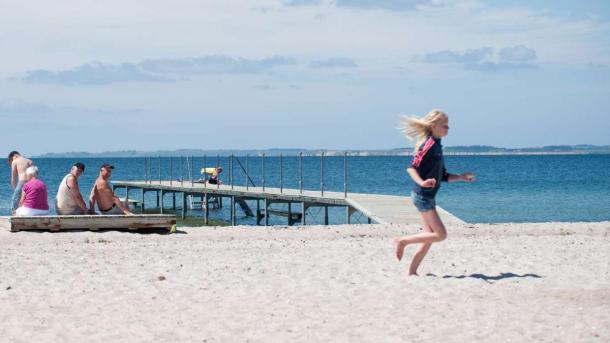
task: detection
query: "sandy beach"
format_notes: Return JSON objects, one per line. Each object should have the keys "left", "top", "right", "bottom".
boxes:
{"left": 1, "top": 222, "right": 608, "bottom": 342}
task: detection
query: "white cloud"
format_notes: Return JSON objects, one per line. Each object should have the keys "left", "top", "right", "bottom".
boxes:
{"left": 310, "top": 58, "right": 358, "bottom": 68}
{"left": 22, "top": 56, "right": 297, "bottom": 85}
{"left": 423, "top": 45, "right": 537, "bottom": 71}
{"left": 499, "top": 45, "right": 537, "bottom": 63}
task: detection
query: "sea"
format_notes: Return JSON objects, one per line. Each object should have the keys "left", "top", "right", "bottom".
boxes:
{"left": 1, "top": 154, "right": 609, "bottom": 224}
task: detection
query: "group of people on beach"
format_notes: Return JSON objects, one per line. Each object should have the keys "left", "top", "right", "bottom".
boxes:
{"left": 8, "top": 151, "right": 132, "bottom": 217}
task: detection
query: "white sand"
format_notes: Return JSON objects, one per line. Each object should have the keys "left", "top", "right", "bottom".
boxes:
{"left": 1, "top": 222, "right": 608, "bottom": 342}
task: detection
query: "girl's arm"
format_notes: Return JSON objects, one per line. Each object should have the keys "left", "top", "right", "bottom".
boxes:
{"left": 407, "top": 167, "right": 437, "bottom": 188}
{"left": 446, "top": 172, "right": 476, "bottom": 183}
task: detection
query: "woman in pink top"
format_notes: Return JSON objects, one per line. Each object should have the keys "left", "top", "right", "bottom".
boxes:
{"left": 15, "top": 166, "right": 49, "bottom": 216}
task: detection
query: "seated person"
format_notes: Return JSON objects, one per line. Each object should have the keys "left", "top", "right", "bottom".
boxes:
{"left": 14, "top": 166, "right": 49, "bottom": 216}
{"left": 89, "top": 163, "right": 132, "bottom": 215}
{"left": 56, "top": 162, "right": 90, "bottom": 215}
{"left": 206, "top": 167, "right": 223, "bottom": 185}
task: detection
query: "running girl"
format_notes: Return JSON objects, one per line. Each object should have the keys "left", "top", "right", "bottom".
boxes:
{"left": 395, "top": 110, "right": 475, "bottom": 275}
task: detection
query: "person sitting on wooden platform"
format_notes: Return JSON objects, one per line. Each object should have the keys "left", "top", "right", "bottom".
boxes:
{"left": 56, "top": 162, "right": 91, "bottom": 215}
{"left": 14, "top": 166, "right": 49, "bottom": 216}
{"left": 89, "top": 163, "right": 133, "bottom": 215}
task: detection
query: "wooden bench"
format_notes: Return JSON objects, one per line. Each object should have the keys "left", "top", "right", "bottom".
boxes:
{"left": 0, "top": 215, "right": 176, "bottom": 232}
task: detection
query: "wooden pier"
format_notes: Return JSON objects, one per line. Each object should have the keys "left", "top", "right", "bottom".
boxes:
{"left": 113, "top": 181, "right": 464, "bottom": 226}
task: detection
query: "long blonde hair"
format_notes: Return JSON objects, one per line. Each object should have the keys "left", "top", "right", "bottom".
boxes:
{"left": 400, "top": 109, "right": 448, "bottom": 152}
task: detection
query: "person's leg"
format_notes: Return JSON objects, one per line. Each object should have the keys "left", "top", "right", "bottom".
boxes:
{"left": 408, "top": 222, "right": 433, "bottom": 275}
{"left": 15, "top": 206, "right": 44, "bottom": 216}
{"left": 395, "top": 209, "right": 447, "bottom": 261}
{"left": 11, "top": 180, "right": 24, "bottom": 211}
{"left": 101, "top": 205, "right": 125, "bottom": 215}
{"left": 30, "top": 208, "right": 49, "bottom": 216}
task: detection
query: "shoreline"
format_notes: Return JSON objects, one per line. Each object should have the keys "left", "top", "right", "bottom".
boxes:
{"left": 1, "top": 221, "right": 608, "bottom": 342}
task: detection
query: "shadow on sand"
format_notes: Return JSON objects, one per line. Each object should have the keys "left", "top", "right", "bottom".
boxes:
{"left": 426, "top": 272, "right": 542, "bottom": 283}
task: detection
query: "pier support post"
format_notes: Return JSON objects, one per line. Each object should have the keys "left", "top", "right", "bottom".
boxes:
{"left": 160, "top": 190, "right": 164, "bottom": 214}
{"left": 156, "top": 191, "right": 159, "bottom": 207}
{"left": 181, "top": 193, "right": 187, "bottom": 220}
{"left": 324, "top": 205, "right": 329, "bottom": 225}
{"left": 141, "top": 188, "right": 145, "bottom": 212}
{"left": 204, "top": 193, "right": 209, "bottom": 225}
{"left": 172, "top": 192, "right": 176, "bottom": 210}
{"left": 231, "top": 196, "right": 236, "bottom": 226}
{"left": 264, "top": 198, "right": 269, "bottom": 226}
{"left": 346, "top": 206, "right": 351, "bottom": 224}
{"left": 287, "top": 202, "right": 292, "bottom": 226}
{"left": 256, "top": 199, "right": 261, "bottom": 225}
{"left": 301, "top": 202, "right": 306, "bottom": 226}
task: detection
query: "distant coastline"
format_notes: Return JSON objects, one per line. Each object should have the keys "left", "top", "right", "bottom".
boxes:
{"left": 33, "top": 145, "right": 610, "bottom": 158}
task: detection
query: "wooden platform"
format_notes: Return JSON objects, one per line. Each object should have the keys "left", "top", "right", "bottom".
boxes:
{"left": 0, "top": 214, "right": 176, "bottom": 232}
{"left": 114, "top": 181, "right": 465, "bottom": 225}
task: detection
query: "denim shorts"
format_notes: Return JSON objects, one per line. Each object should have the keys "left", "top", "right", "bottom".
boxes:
{"left": 411, "top": 192, "right": 436, "bottom": 212}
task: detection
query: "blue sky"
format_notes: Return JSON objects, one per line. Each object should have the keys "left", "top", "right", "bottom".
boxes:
{"left": 1, "top": 0, "right": 609, "bottom": 154}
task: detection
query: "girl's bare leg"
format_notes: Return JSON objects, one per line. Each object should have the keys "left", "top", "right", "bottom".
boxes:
{"left": 395, "top": 209, "right": 447, "bottom": 261}
{"left": 408, "top": 223, "right": 433, "bottom": 275}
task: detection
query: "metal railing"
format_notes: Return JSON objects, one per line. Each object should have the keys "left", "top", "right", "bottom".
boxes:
{"left": 144, "top": 152, "right": 350, "bottom": 197}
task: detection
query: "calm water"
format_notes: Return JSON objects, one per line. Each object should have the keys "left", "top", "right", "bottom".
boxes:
{"left": 1, "top": 155, "right": 609, "bottom": 223}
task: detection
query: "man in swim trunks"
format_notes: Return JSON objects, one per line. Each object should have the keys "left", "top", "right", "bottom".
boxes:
{"left": 8, "top": 151, "right": 33, "bottom": 213}
{"left": 89, "top": 163, "right": 132, "bottom": 215}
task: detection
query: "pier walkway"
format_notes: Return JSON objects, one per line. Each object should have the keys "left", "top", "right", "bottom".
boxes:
{"left": 113, "top": 181, "right": 464, "bottom": 226}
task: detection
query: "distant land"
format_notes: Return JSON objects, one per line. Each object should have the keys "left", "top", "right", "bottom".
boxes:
{"left": 34, "top": 145, "right": 610, "bottom": 158}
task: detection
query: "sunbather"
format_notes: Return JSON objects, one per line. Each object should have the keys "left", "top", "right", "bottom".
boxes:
{"left": 204, "top": 167, "right": 223, "bottom": 185}
{"left": 89, "top": 163, "right": 132, "bottom": 215}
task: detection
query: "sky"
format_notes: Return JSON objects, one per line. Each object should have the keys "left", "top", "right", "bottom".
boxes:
{"left": 1, "top": 0, "right": 609, "bottom": 155}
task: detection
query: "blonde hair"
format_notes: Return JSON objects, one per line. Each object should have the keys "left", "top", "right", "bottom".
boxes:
{"left": 400, "top": 109, "right": 448, "bottom": 152}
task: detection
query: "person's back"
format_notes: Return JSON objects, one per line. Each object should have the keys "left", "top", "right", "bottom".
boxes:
{"left": 22, "top": 178, "right": 49, "bottom": 211}
{"left": 13, "top": 156, "right": 33, "bottom": 181}
{"left": 56, "top": 163, "right": 88, "bottom": 215}
{"left": 56, "top": 174, "right": 80, "bottom": 214}
{"left": 15, "top": 166, "right": 49, "bottom": 216}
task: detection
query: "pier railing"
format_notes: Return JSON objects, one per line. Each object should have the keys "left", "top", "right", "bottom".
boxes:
{"left": 143, "top": 152, "right": 349, "bottom": 197}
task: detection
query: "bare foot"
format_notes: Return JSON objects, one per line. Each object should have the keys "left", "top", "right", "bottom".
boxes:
{"left": 408, "top": 272, "right": 419, "bottom": 276}
{"left": 394, "top": 237, "right": 408, "bottom": 261}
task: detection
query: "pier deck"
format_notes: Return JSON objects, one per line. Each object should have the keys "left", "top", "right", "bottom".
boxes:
{"left": 114, "top": 181, "right": 464, "bottom": 225}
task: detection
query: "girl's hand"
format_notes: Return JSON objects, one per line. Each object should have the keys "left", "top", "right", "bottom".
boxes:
{"left": 420, "top": 178, "right": 437, "bottom": 188}
{"left": 461, "top": 172, "right": 476, "bottom": 182}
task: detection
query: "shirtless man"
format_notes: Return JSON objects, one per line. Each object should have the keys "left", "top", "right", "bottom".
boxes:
{"left": 8, "top": 151, "right": 33, "bottom": 212}
{"left": 56, "top": 162, "right": 90, "bottom": 215}
{"left": 89, "top": 163, "right": 132, "bottom": 215}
